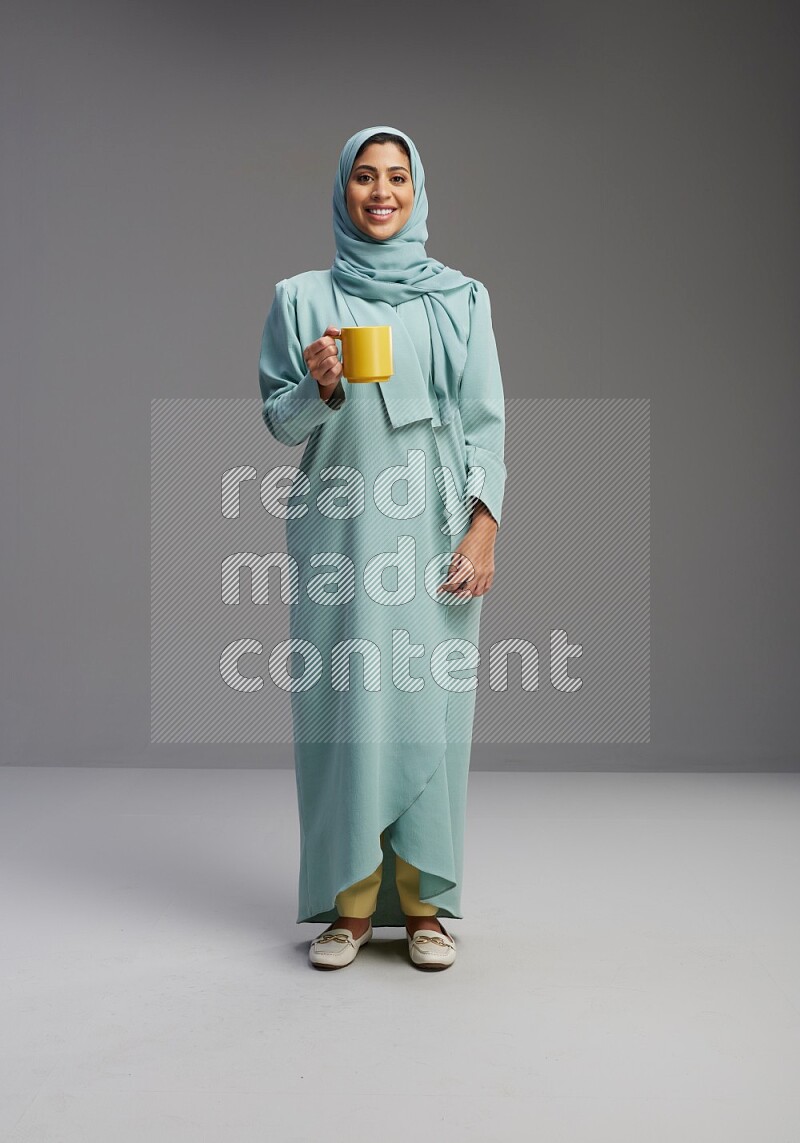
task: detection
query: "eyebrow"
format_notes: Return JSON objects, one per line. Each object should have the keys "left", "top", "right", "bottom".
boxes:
{"left": 353, "top": 164, "right": 410, "bottom": 174}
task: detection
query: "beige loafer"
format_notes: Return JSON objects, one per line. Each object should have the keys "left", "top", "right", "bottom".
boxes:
{"left": 309, "top": 923, "right": 372, "bottom": 970}
{"left": 407, "top": 922, "right": 456, "bottom": 970}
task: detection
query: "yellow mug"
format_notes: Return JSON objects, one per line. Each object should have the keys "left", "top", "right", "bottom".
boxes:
{"left": 334, "top": 325, "right": 393, "bottom": 383}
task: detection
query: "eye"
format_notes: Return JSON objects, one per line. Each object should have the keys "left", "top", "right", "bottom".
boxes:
{"left": 355, "top": 174, "right": 407, "bottom": 184}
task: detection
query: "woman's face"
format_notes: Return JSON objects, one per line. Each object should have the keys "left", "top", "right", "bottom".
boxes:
{"left": 345, "top": 142, "right": 414, "bottom": 239}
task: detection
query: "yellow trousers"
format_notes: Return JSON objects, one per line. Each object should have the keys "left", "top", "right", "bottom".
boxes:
{"left": 335, "top": 830, "right": 438, "bottom": 918}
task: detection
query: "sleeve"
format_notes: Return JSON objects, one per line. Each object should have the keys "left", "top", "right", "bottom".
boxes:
{"left": 458, "top": 281, "right": 507, "bottom": 530}
{"left": 258, "top": 279, "right": 346, "bottom": 446}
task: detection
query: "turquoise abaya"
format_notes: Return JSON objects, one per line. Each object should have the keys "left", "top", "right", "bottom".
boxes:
{"left": 258, "top": 127, "right": 506, "bottom": 926}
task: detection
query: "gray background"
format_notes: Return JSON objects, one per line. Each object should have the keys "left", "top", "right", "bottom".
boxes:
{"left": 2, "top": 0, "right": 797, "bottom": 769}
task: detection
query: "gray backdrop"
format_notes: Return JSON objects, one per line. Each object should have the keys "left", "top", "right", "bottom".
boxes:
{"left": 2, "top": 0, "right": 797, "bottom": 769}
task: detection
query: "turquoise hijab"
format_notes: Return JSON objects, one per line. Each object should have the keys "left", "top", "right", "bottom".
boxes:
{"left": 331, "top": 125, "right": 476, "bottom": 427}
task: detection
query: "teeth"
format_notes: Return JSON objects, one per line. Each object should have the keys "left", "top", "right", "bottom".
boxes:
{"left": 367, "top": 208, "right": 394, "bottom": 215}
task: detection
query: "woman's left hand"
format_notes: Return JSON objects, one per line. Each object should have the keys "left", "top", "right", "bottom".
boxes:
{"left": 437, "top": 508, "right": 498, "bottom": 599}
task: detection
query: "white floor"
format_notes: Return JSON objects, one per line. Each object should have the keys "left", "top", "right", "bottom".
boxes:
{"left": 1, "top": 767, "right": 799, "bottom": 1142}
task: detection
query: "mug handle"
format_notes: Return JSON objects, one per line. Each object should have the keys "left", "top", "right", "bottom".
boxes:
{"left": 332, "top": 331, "right": 345, "bottom": 379}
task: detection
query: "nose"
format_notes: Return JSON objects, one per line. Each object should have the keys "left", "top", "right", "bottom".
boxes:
{"left": 370, "top": 178, "right": 393, "bottom": 200}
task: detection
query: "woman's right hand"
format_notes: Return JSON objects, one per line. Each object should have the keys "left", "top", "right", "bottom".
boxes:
{"left": 302, "top": 326, "right": 342, "bottom": 401}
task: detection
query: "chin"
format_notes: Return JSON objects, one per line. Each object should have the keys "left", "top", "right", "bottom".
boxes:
{"left": 362, "top": 225, "right": 401, "bottom": 240}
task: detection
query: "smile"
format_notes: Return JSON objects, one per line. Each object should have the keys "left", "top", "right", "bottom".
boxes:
{"left": 365, "top": 207, "right": 396, "bottom": 219}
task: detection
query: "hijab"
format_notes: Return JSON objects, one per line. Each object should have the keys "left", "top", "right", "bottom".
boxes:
{"left": 330, "top": 125, "right": 477, "bottom": 428}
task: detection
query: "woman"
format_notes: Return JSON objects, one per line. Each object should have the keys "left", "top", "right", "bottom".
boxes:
{"left": 258, "top": 125, "right": 506, "bottom": 971}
